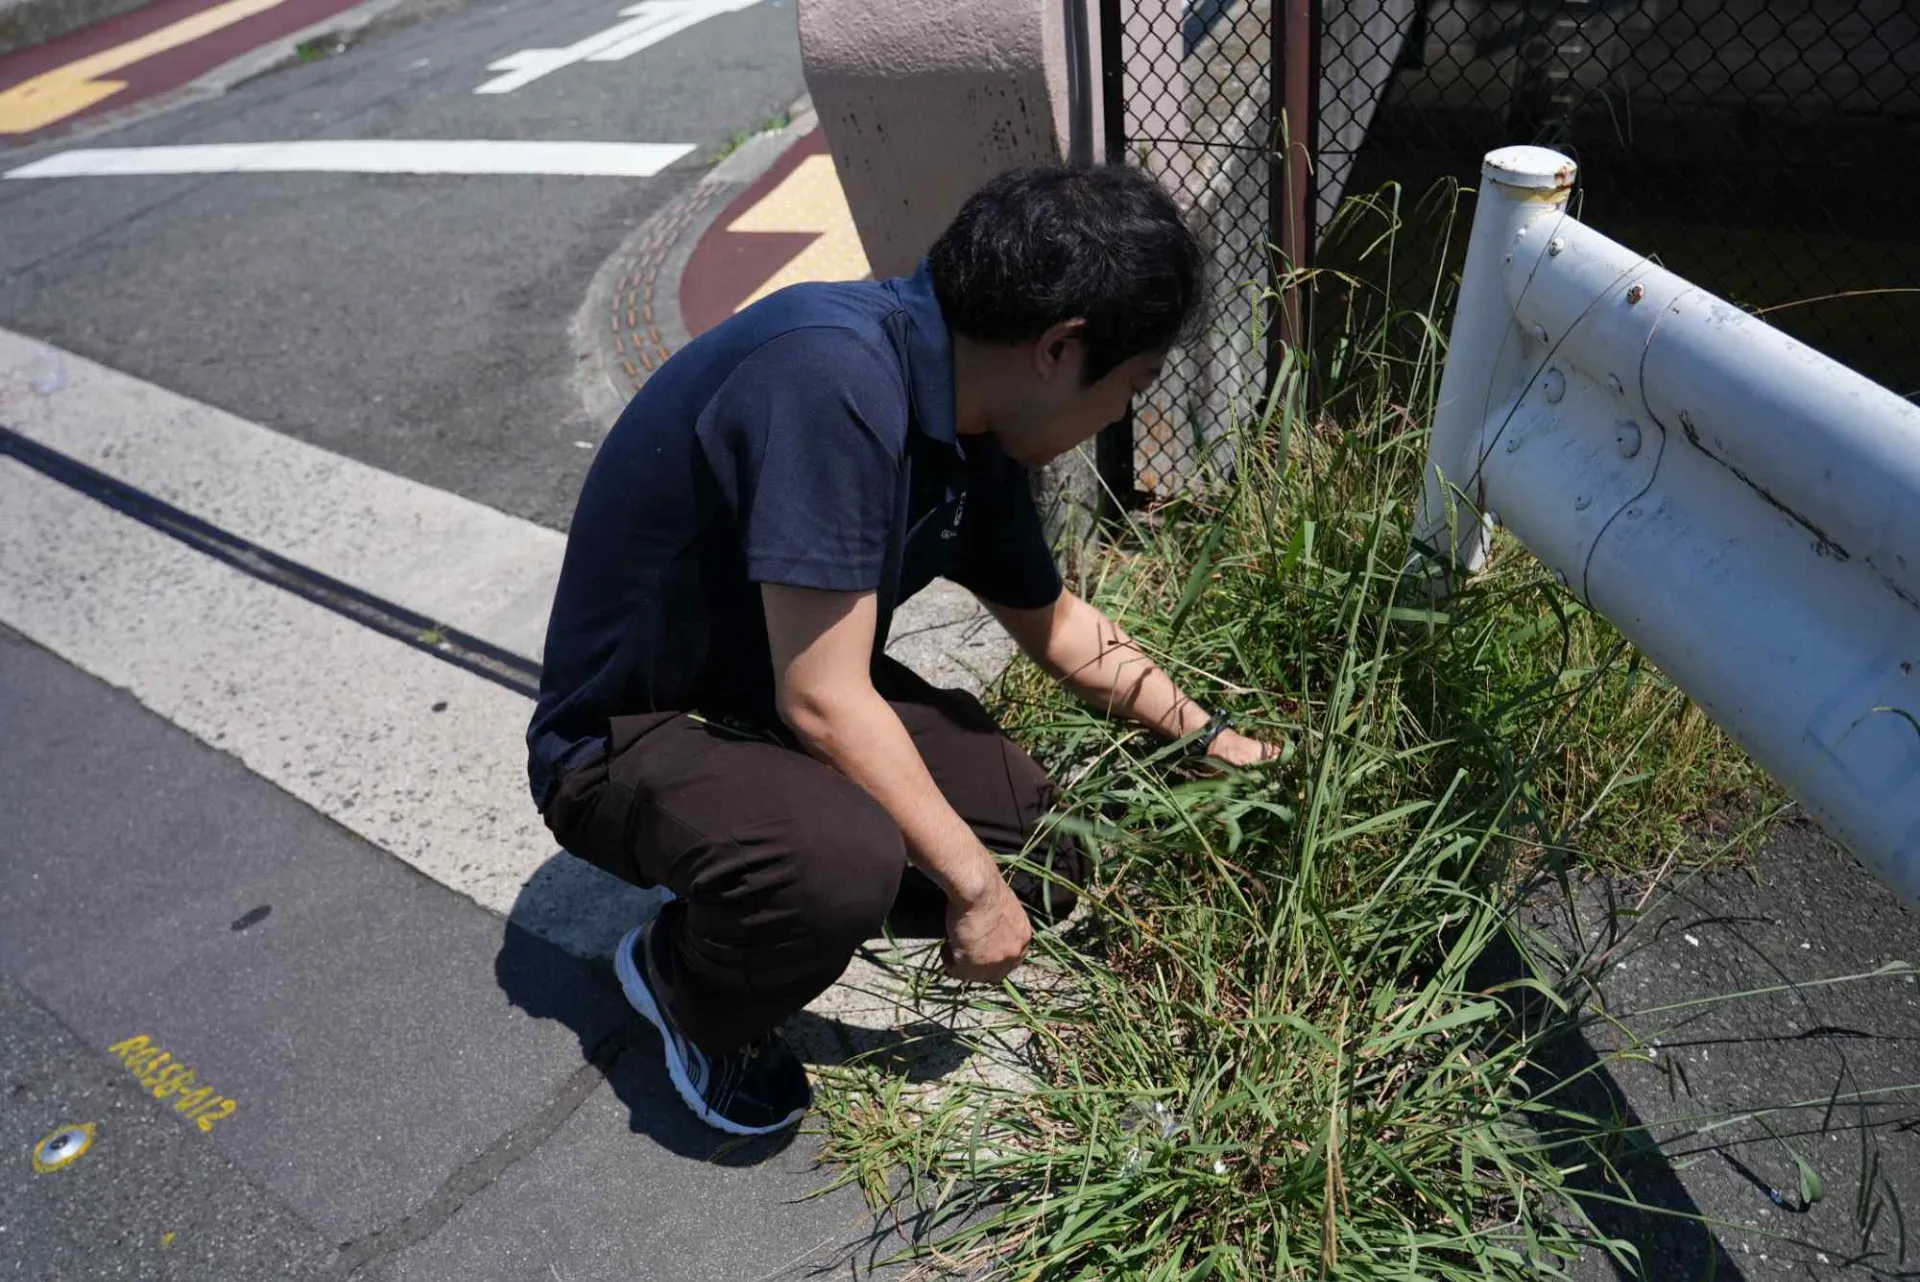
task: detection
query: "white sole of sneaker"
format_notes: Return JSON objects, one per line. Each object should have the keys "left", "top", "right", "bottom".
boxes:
{"left": 613, "top": 925, "right": 806, "bottom": 1137}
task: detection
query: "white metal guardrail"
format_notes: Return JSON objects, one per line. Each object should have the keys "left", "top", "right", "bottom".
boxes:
{"left": 1416, "top": 145, "right": 1920, "bottom": 898}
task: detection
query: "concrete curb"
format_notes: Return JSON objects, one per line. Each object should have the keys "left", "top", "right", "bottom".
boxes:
{"left": 0, "top": 0, "right": 149, "bottom": 57}
{"left": 191, "top": 0, "right": 411, "bottom": 94}
{"left": 570, "top": 93, "right": 819, "bottom": 425}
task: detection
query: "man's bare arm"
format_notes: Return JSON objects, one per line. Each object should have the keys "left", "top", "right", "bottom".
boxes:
{"left": 761, "top": 584, "right": 1031, "bottom": 980}
{"left": 984, "top": 589, "right": 1277, "bottom": 767}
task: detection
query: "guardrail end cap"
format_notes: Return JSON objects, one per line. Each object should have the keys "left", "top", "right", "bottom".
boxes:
{"left": 1483, "top": 145, "right": 1578, "bottom": 193}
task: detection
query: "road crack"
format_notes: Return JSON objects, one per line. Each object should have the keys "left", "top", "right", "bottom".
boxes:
{"left": 328, "top": 1019, "right": 643, "bottom": 1278}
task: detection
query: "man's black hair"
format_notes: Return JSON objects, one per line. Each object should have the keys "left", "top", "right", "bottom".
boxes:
{"left": 927, "top": 165, "right": 1206, "bottom": 384}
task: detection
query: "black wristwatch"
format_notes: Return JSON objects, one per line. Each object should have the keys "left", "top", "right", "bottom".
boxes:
{"left": 1188, "top": 718, "right": 1231, "bottom": 758}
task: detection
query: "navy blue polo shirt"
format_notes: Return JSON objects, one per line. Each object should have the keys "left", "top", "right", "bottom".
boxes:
{"left": 526, "top": 264, "right": 1063, "bottom": 808}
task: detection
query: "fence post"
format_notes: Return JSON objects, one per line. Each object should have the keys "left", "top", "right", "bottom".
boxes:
{"left": 1095, "top": 0, "right": 1135, "bottom": 522}
{"left": 1269, "top": 0, "right": 1320, "bottom": 392}
{"left": 1413, "top": 145, "right": 1576, "bottom": 576}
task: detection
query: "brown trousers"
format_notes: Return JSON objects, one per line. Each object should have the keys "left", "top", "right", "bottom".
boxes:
{"left": 541, "top": 658, "right": 1086, "bottom": 1054}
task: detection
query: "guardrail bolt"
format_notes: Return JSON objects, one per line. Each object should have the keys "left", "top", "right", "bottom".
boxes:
{"left": 1616, "top": 421, "right": 1643, "bottom": 458}
{"left": 1548, "top": 237, "right": 1566, "bottom": 256}
{"left": 1627, "top": 284, "right": 1646, "bottom": 305}
{"left": 1543, "top": 369, "right": 1566, "bottom": 403}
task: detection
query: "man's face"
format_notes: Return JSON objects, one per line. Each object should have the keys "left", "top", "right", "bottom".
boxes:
{"left": 998, "top": 344, "right": 1167, "bottom": 467}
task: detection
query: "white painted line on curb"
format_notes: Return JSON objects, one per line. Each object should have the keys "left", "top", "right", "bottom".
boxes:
{"left": 474, "top": 0, "right": 761, "bottom": 95}
{"left": 3, "top": 140, "right": 696, "bottom": 179}
{"left": 0, "top": 330, "right": 562, "bottom": 661}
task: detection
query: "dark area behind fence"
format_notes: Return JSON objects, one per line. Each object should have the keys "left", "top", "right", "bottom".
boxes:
{"left": 1098, "top": 0, "right": 1920, "bottom": 503}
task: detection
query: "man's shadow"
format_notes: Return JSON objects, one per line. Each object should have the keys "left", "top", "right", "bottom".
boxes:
{"left": 494, "top": 850, "right": 973, "bottom": 1168}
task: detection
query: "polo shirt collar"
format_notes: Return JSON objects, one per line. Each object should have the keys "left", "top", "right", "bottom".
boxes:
{"left": 891, "top": 261, "right": 959, "bottom": 449}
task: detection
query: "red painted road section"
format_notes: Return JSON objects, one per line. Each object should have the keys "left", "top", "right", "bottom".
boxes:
{"left": 0, "top": 0, "right": 365, "bottom": 144}
{"left": 678, "top": 127, "right": 829, "bottom": 338}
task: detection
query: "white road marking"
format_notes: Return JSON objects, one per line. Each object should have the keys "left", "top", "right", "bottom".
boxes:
{"left": 0, "top": 330, "right": 560, "bottom": 660}
{"left": 0, "top": 456, "right": 619, "bottom": 935}
{"left": 3, "top": 140, "right": 696, "bottom": 180}
{"left": 473, "top": 0, "right": 761, "bottom": 95}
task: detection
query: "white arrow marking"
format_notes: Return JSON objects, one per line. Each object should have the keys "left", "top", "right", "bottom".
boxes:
{"left": 474, "top": 0, "right": 763, "bottom": 95}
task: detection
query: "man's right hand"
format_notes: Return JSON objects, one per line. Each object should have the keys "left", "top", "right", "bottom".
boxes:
{"left": 761, "top": 584, "right": 1035, "bottom": 984}
{"left": 941, "top": 870, "right": 1033, "bottom": 984}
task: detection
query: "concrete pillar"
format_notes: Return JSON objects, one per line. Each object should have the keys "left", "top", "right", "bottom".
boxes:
{"left": 797, "top": 0, "right": 1080, "bottom": 280}
{"left": 799, "top": 2, "right": 1416, "bottom": 522}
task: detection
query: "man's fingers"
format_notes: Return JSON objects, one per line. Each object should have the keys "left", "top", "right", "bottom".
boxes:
{"left": 942, "top": 953, "right": 1023, "bottom": 985}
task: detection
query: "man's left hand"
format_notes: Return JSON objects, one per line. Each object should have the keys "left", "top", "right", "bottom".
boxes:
{"left": 1206, "top": 727, "right": 1282, "bottom": 768}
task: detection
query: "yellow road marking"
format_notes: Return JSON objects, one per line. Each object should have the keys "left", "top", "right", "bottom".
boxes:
{"left": 0, "top": 0, "right": 290, "bottom": 135}
{"left": 726, "top": 153, "right": 872, "bottom": 311}
{"left": 107, "top": 1033, "right": 239, "bottom": 1132}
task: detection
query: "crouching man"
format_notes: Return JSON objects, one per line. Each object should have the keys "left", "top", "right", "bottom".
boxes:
{"left": 529, "top": 165, "right": 1278, "bottom": 1136}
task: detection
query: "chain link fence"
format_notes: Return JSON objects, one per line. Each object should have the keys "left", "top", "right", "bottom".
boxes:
{"left": 1098, "top": 0, "right": 1920, "bottom": 503}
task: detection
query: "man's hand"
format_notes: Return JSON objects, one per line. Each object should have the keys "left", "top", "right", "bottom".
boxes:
{"left": 763, "top": 584, "right": 1033, "bottom": 982}
{"left": 941, "top": 872, "right": 1033, "bottom": 983}
{"left": 983, "top": 592, "right": 1285, "bottom": 771}
{"left": 1205, "top": 726, "right": 1282, "bottom": 768}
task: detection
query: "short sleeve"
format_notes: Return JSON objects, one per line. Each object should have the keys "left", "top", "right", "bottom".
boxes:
{"left": 694, "top": 328, "right": 907, "bottom": 592}
{"left": 947, "top": 442, "right": 1064, "bottom": 609}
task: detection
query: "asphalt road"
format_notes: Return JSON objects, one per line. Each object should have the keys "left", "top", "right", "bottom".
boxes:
{"left": 1, "top": 0, "right": 807, "bottom": 528}
{"left": 0, "top": 621, "right": 899, "bottom": 1281}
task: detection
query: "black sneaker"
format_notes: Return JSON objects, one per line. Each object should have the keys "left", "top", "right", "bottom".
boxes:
{"left": 614, "top": 916, "right": 811, "bottom": 1136}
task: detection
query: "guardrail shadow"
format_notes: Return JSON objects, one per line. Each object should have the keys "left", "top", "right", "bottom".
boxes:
{"left": 1470, "top": 918, "right": 1746, "bottom": 1281}
{"left": 1481, "top": 829, "right": 1920, "bottom": 1280}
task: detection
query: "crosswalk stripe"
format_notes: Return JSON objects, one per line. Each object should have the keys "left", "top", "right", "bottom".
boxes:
{"left": 0, "top": 329, "right": 561, "bottom": 661}
{"left": 4, "top": 141, "right": 698, "bottom": 180}
{"left": 0, "top": 424, "right": 541, "bottom": 697}
{"left": 0, "top": 456, "right": 639, "bottom": 938}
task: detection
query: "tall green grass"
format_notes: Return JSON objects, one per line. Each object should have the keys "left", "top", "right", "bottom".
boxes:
{"left": 812, "top": 188, "right": 1792, "bottom": 1278}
